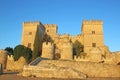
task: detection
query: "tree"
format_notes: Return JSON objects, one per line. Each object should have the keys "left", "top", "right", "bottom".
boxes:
{"left": 4, "top": 47, "right": 13, "bottom": 55}
{"left": 23, "top": 47, "right": 32, "bottom": 63}
{"left": 73, "top": 40, "right": 84, "bottom": 57}
{"left": 13, "top": 45, "right": 24, "bottom": 60}
{"left": 13, "top": 45, "right": 32, "bottom": 63}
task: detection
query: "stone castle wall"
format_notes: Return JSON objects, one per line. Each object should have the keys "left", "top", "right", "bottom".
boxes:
{"left": 39, "top": 60, "right": 120, "bottom": 77}
{"left": 82, "top": 20, "right": 104, "bottom": 56}
{"left": 61, "top": 42, "right": 73, "bottom": 60}
{"left": 42, "top": 42, "right": 55, "bottom": 59}
{"left": 0, "top": 50, "right": 7, "bottom": 69}
{"left": 22, "top": 65, "right": 86, "bottom": 79}
{"left": 22, "top": 22, "right": 40, "bottom": 50}
{"left": 22, "top": 22, "right": 45, "bottom": 59}
{"left": 6, "top": 56, "right": 27, "bottom": 71}
{"left": 104, "top": 52, "right": 120, "bottom": 65}
{"left": 44, "top": 24, "right": 58, "bottom": 37}
{"left": 21, "top": 20, "right": 115, "bottom": 62}
{"left": 22, "top": 60, "right": 120, "bottom": 78}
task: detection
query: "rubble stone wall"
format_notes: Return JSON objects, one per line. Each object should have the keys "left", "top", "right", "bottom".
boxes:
{"left": 37, "top": 60, "right": 120, "bottom": 77}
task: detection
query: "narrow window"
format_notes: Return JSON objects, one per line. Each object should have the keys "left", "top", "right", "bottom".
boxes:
{"left": 28, "top": 43, "right": 31, "bottom": 48}
{"left": 29, "top": 32, "right": 32, "bottom": 35}
{"left": 47, "top": 30, "right": 49, "bottom": 32}
{"left": 92, "top": 43, "right": 96, "bottom": 47}
{"left": 92, "top": 31, "right": 95, "bottom": 34}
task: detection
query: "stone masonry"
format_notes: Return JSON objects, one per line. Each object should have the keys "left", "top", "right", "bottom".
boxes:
{"left": 21, "top": 20, "right": 108, "bottom": 61}
{"left": 22, "top": 59, "right": 120, "bottom": 78}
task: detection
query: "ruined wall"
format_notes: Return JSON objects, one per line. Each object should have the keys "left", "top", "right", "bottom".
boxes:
{"left": 6, "top": 56, "right": 27, "bottom": 71}
{"left": 42, "top": 42, "right": 55, "bottom": 59}
{"left": 0, "top": 50, "right": 7, "bottom": 69}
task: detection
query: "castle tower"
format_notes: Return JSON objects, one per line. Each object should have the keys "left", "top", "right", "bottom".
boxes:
{"left": 82, "top": 20, "right": 104, "bottom": 56}
{"left": 21, "top": 21, "right": 45, "bottom": 59}
{"left": 42, "top": 42, "right": 55, "bottom": 59}
{"left": 44, "top": 24, "right": 58, "bottom": 38}
{"left": 61, "top": 42, "right": 73, "bottom": 60}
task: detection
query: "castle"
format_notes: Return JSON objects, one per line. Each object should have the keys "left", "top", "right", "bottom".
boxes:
{"left": 21, "top": 20, "right": 110, "bottom": 62}
{"left": 0, "top": 20, "right": 120, "bottom": 78}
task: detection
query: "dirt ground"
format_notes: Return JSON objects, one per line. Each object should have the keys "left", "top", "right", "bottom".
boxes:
{"left": 0, "top": 71, "right": 120, "bottom": 80}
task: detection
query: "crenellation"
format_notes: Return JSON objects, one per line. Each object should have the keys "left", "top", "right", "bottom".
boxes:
{"left": 42, "top": 42, "right": 54, "bottom": 47}
{"left": 82, "top": 20, "right": 103, "bottom": 25}
{"left": 7, "top": 55, "right": 14, "bottom": 60}
{"left": 44, "top": 24, "right": 57, "bottom": 27}
{"left": 23, "top": 21, "right": 41, "bottom": 25}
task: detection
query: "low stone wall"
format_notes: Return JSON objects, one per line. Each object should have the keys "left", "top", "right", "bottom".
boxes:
{"left": 6, "top": 57, "right": 27, "bottom": 71}
{"left": 103, "top": 52, "right": 120, "bottom": 65}
{"left": 37, "top": 60, "right": 120, "bottom": 77}
{"left": 22, "top": 65, "right": 87, "bottom": 79}
{"left": 22, "top": 59, "right": 120, "bottom": 78}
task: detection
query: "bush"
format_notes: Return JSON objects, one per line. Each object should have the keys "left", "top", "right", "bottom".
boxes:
{"left": 73, "top": 40, "right": 84, "bottom": 57}
{"left": 13, "top": 45, "right": 32, "bottom": 63}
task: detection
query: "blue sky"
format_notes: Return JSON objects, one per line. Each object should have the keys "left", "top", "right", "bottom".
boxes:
{"left": 0, "top": 0, "right": 120, "bottom": 52}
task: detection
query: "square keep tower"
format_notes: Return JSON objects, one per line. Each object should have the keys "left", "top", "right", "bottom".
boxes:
{"left": 82, "top": 20, "right": 104, "bottom": 56}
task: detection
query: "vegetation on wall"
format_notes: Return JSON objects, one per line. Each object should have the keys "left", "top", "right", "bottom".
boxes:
{"left": 42, "top": 33, "right": 53, "bottom": 42}
{"left": 73, "top": 40, "right": 84, "bottom": 57}
{"left": 13, "top": 45, "right": 32, "bottom": 63}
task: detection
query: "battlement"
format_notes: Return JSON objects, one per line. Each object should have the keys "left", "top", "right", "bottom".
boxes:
{"left": 60, "top": 34, "right": 70, "bottom": 38}
{"left": 44, "top": 24, "right": 57, "bottom": 28}
{"left": 7, "top": 55, "right": 14, "bottom": 60}
{"left": 23, "top": 21, "right": 41, "bottom": 26}
{"left": 82, "top": 20, "right": 103, "bottom": 25}
{"left": 42, "top": 42, "right": 54, "bottom": 47}
{"left": 62, "top": 42, "right": 72, "bottom": 47}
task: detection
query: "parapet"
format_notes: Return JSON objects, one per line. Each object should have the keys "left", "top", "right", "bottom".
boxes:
{"left": 60, "top": 34, "right": 70, "bottom": 38}
{"left": 7, "top": 55, "right": 14, "bottom": 60}
{"left": 42, "top": 42, "right": 54, "bottom": 47}
{"left": 44, "top": 24, "right": 57, "bottom": 27}
{"left": 23, "top": 21, "right": 41, "bottom": 26}
{"left": 82, "top": 20, "right": 103, "bottom": 25}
